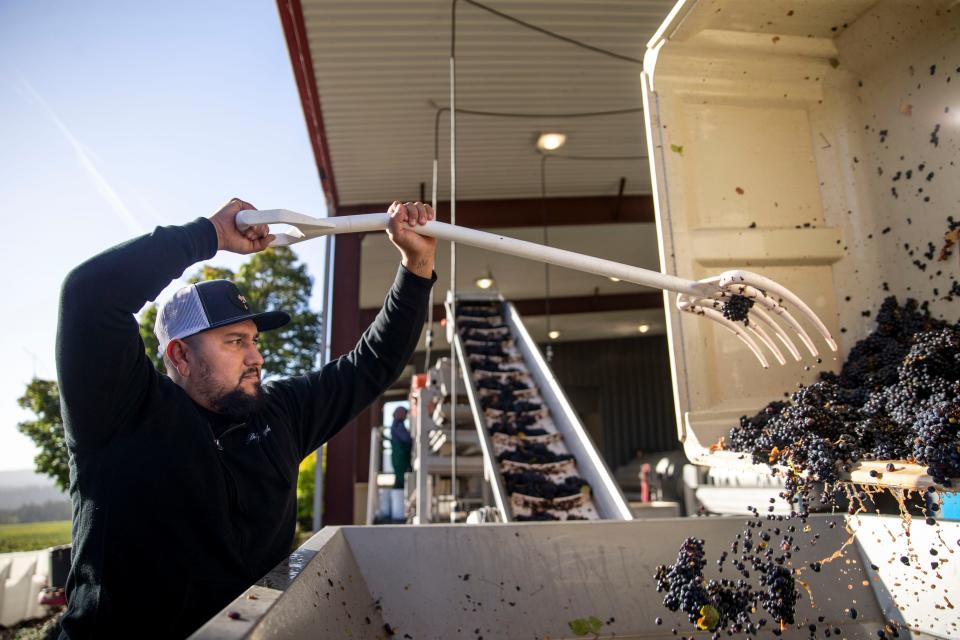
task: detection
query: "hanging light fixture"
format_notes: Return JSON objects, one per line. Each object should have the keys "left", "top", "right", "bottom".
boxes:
{"left": 474, "top": 269, "right": 495, "bottom": 290}
{"left": 536, "top": 132, "right": 566, "bottom": 152}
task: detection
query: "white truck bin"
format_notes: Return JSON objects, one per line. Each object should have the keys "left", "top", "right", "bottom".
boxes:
{"left": 642, "top": 0, "right": 959, "bottom": 488}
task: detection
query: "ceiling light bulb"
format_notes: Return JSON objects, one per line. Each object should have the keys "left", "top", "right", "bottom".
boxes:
{"left": 475, "top": 269, "right": 495, "bottom": 290}
{"left": 609, "top": 276, "right": 621, "bottom": 282}
{"left": 548, "top": 330, "right": 560, "bottom": 340}
{"left": 537, "top": 132, "right": 566, "bottom": 152}
{"left": 638, "top": 324, "right": 650, "bottom": 334}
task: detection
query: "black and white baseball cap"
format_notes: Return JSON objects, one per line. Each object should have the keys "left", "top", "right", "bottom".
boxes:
{"left": 155, "top": 280, "right": 290, "bottom": 356}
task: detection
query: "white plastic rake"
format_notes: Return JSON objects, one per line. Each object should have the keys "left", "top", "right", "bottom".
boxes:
{"left": 237, "top": 209, "right": 837, "bottom": 368}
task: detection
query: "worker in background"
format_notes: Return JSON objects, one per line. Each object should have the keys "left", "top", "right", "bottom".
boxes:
{"left": 390, "top": 405, "right": 412, "bottom": 489}
{"left": 55, "top": 198, "right": 436, "bottom": 639}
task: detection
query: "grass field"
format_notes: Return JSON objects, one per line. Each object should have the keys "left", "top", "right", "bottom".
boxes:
{"left": 0, "top": 521, "right": 71, "bottom": 553}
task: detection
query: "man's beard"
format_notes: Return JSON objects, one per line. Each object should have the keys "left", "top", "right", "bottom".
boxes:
{"left": 213, "top": 384, "right": 264, "bottom": 419}
{"left": 196, "top": 362, "right": 265, "bottom": 419}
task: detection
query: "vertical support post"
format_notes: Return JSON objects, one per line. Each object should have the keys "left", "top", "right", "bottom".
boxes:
{"left": 313, "top": 234, "right": 333, "bottom": 532}
{"left": 366, "top": 427, "right": 381, "bottom": 524}
{"left": 415, "top": 387, "right": 433, "bottom": 524}
{"left": 448, "top": 0, "right": 459, "bottom": 523}
{"left": 323, "top": 233, "right": 362, "bottom": 525}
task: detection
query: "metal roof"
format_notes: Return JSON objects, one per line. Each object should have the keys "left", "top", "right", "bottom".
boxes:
{"left": 301, "top": 0, "right": 676, "bottom": 206}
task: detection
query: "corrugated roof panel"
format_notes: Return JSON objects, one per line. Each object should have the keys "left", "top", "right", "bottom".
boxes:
{"left": 302, "top": 0, "right": 675, "bottom": 206}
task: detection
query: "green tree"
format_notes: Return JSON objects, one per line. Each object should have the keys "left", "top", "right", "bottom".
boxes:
{"left": 296, "top": 450, "right": 317, "bottom": 530}
{"left": 17, "top": 379, "right": 69, "bottom": 491}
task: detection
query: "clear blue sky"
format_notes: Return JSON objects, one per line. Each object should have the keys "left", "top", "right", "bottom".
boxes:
{"left": 0, "top": 1, "right": 328, "bottom": 471}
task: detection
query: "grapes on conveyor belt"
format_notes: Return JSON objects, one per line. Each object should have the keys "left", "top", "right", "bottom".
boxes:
{"left": 457, "top": 306, "right": 501, "bottom": 317}
{"left": 480, "top": 394, "right": 542, "bottom": 412}
{"left": 514, "top": 512, "right": 560, "bottom": 521}
{"left": 456, "top": 299, "right": 596, "bottom": 522}
{"left": 463, "top": 342, "right": 511, "bottom": 358}
{"left": 475, "top": 377, "right": 529, "bottom": 392}
{"left": 458, "top": 319, "right": 507, "bottom": 330}
{"left": 503, "top": 471, "right": 588, "bottom": 500}
{"left": 461, "top": 329, "right": 510, "bottom": 342}
{"left": 471, "top": 358, "right": 518, "bottom": 372}
{"left": 488, "top": 421, "right": 549, "bottom": 437}
{"left": 497, "top": 442, "right": 573, "bottom": 465}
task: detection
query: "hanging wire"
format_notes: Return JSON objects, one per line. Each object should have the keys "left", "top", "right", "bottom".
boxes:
{"left": 540, "top": 154, "right": 553, "bottom": 362}
{"left": 428, "top": 101, "right": 644, "bottom": 119}
{"left": 448, "top": 0, "right": 460, "bottom": 523}
{"left": 461, "top": 0, "right": 644, "bottom": 65}
{"left": 440, "top": 0, "right": 647, "bottom": 522}
{"left": 540, "top": 153, "right": 648, "bottom": 161}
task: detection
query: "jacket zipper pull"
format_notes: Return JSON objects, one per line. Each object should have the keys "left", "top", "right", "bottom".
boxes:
{"left": 214, "top": 439, "right": 224, "bottom": 451}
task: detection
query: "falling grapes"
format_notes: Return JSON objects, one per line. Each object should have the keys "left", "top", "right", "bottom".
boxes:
{"left": 655, "top": 537, "right": 798, "bottom": 633}
{"left": 657, "top": 297, "right": 959, "bottom": 635}
{"left": 655, "top": 538, "right": 710, "bottom": 624}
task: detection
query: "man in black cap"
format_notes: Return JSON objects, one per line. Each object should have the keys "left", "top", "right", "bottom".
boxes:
{"left": 55, "top": 198, "right": 436, "bottom": 639}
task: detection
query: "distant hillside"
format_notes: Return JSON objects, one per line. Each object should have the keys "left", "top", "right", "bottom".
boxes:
{"left": 0, "top": 469, "right": 67, "bottom": 510}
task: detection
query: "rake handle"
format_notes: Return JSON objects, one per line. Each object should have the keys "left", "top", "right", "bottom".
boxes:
{"left": 237, "top": 210, "right": 713, "bottom": 297}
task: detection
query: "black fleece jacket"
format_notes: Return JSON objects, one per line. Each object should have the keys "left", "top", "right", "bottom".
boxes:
{"left": 55, "top": 218, "right": 434, "bottom": 639}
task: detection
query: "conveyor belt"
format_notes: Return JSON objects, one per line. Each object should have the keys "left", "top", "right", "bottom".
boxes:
{"left": 448, "top": 296, "right": 632, "bottom": 522}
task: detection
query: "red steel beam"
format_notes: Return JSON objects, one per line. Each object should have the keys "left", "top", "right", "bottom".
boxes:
{"left": 322, "top": 234, "right": 362, "bottom": 525}
{"left": 358, "top": 291, "right": 662, "bottom": 328}
{"left": 336, "top": 194, "right": 653, "bottom": 227}
{"left": 277, "top": 0, "right": 339, "bottom": 211}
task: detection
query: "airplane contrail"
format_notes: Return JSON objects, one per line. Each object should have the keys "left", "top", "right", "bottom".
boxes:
{"left": 17, "top": 77, "right": 145, "bottom": 236}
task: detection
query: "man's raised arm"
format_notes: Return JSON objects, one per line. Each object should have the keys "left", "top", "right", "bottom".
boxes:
{"left": 267, "top": 202, "right": 437, "bottom": 457}
{"left": 55, "top": 198, "right": 273, "bottom": 446}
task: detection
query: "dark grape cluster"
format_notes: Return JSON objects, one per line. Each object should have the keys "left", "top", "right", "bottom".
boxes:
{"left": 481, "top": 394, "right": 543, "bottom": 413}
{"left": 756, "top": 563, "right": 798, "bottom": 625}
{"left": 503, "top": 470, "right": 587, "bottom": 499}
{"left": 726, "top": 297, "right": 960, "bottom": 492}
{"left": 476, "top": 377, "right": 529, "bottom": 393}
{"left": 458, "top": 305, "right": 500, "bottom": 318}
{"left": 913, "top": 401, "right": 960, "bottom": 484}
{"left": 464, "top": 342, "right": 511, "bottom": 358}
{"left": 488, "top": 414, "right": 548, "bottom": 437}
{"left": 656, "top": 523, "right": 802, "bottom": 633}
{"left": 514, "top": 512, "right": 559, "bottom": 521}
{"left": 723, "top": 294, "right": 755, "bottom": 323}
{"left": 655, "top": 538, "right": 710, "bottom": 623}
{"left": 497, "top": 442, "right": 574, "bottom": 465}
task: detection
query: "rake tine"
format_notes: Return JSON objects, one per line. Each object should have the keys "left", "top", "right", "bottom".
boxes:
{"left": 721, "top": 270, "right": 838, "bottom": 353}
{"left": 678, "top": 298, "right": 769, "bottom": 368}
{"left": 734, "top": 284, "right": 820, "bottom": 358}
{"left": 691, "top": 297, "right": 786, "bottom": 365}
{"left": 747, "top": 306, "right": 803, "bottom": 362}
{"left": 745, "top": 319, "right": 787, "bottom": 366}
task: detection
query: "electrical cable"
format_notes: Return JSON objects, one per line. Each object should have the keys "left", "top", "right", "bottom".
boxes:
{"left": 540, "top": 154, "right": 552, "bottom": 362}
{"left": 439, "top": 0, "right": 647, "bottom": 522}
{"left": 428, "top": 100, "right": 644, "bottom": 119}
{"left": 462, "top": 0, "right": 644, "bottom": 65}
{"left": 448, "top": 0, "right": 460, "bottom": 523}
